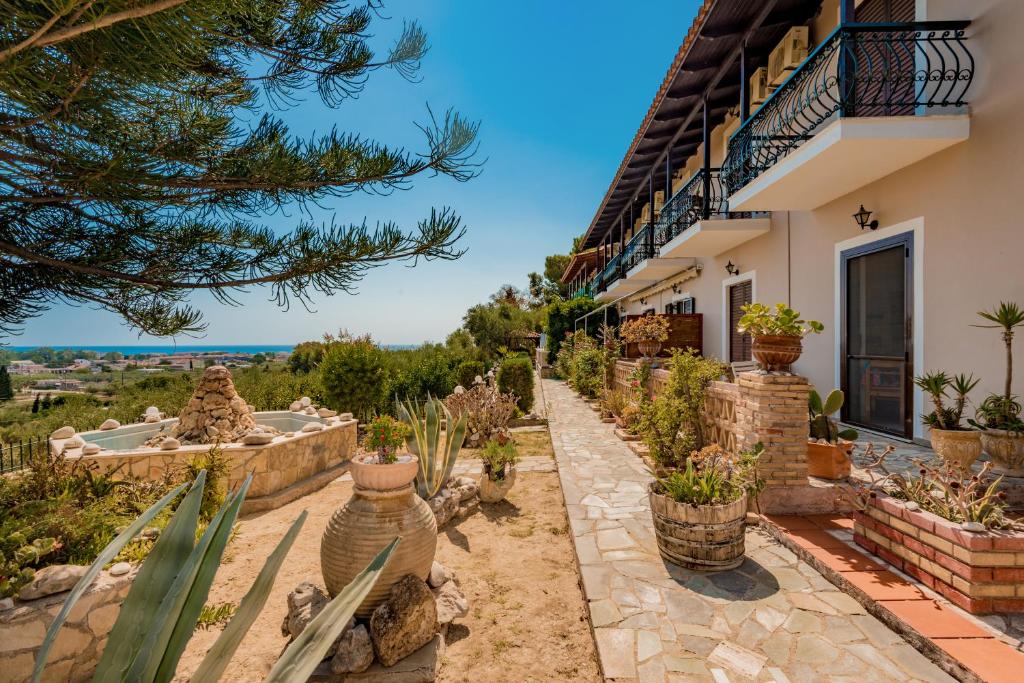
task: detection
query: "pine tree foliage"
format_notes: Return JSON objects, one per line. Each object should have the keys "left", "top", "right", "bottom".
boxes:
{"left": 0, "top": 365, "right": 12, "bottom": 400}
{"left": 0, "top": 1, "right": 480, "bottom": 336}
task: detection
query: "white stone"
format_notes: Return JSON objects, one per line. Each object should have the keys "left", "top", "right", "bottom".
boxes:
{"left": 301, "top": 422, "right": 323, "bottom": 433}
{"left": 961, "top": 521, "right": 986, "bottom": 532}
{"left": 289, "top": 400, "right": 302, "bottom": 412}
{"left": 303, "top": 406, "right": 317, "bottom": 416}
{"left": 904, "top": 501, "right": 920, "bottom": 511}
{"left": 330, "top": 623, "right": 373, "bottom": 674}
{"left": 99, "top": 419, "right": 120, "bottom": 431}
{"left": 108, "top": 562, "right": 131, "bottom": 577}
{"left": 50, "top": 425, "right": 75, "bottom": 439}
{"left": 0, "top": 597, "right": 13, "bottom": 610}
{"left": 454, "top": 385, "right": 465, "bottom": 394}
{"left": 18, "top": 564, "right": 88, "bottom": 600}
{"left": 285, "top": 432, "right": 295, "bottom": 438}
{"left": 145, "top": 406, "right": 160, "bottom": 416}
{"left": 247, "top": 404, "right": 256, "bottom": 414}
{"left": 432, "top": 580, "right": 469, "bottom": 625}
{"left": 428, "top": 561, "right": 452, "bottom": 588}
{"left": 160, "top": 437, "right": 181, "bottom": 451}
{"left": 62, "top": 435, "right": 85, "bottom": 449}
{"left": 300, "top": 396, "right": 312, "bottom": 407}
{"left": 81, "top": 443, "right": 101, "bottom": 455}
{"left": 318, "top": 408, "right": 337, "bottom": 418}
{"left": 242, "top": 431, "right": 274, "bottom": 445}
{"left": 144, "top": 414, "right": 160, "bottom": 424}
{"left": 339, "top": 412, "right": 353, "bottom": 421}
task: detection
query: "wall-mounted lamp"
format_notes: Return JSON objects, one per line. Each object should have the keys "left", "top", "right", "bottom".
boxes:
{"left": 670, "top": 284, "right": 679, "bottom": 294}
{"left": 639, "top": 297, "right": 647, "bottom": 306}
{"left": 725, "top": 261, "right": 739, "bottom": 276}
{"left": 853, "top": 204, "right": 879, "bottom": 231}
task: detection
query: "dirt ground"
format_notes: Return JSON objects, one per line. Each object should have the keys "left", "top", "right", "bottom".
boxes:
{"left": 175, "top": 464, "right": 599, "bottom": 682}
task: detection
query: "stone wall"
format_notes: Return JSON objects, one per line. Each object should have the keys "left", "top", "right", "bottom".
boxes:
{"left": 1, "top": 567, "right": 136, "bottom": 683}
{"left": 855, "top": 493, "right": 1024, "bottom": 614}
{"left": 76, "top": 419, "right": 357, "bottom": 510}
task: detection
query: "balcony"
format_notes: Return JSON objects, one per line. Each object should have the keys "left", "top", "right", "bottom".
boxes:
{"left": 656, "top": 169, "right": 770, "bottom": 258}
{"left": 572, "top": 274, "right": 597, "bottom": 299}
{"left": 723, "top": 22, "right": 973, "bottom": 211}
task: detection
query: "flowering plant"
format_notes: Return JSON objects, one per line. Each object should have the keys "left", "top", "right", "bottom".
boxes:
{"left": 363, "top": 415, "right": 408, "bottom": 464}
{"left": 620, "top": 315, "right": 670, "bottom": 344}
{"left": 652, "top": 443, "right": 763, "bottom": 506}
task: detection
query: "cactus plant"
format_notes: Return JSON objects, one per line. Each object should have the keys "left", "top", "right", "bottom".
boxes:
{"left": 808, "top": 389, "right": 858, "bottom": 443}
{"left": 397, "top": 396, "right": 467, "bottom": 499}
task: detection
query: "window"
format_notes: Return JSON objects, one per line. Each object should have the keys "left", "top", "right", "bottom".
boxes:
{"left": 727, "top": 281, "right": 752, "bottom": 362}
{"left": 665, "top": 297, "right": 695, "bottom": 314}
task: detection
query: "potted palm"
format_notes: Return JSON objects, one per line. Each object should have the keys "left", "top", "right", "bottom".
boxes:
{"left": 620, "top": 315, "right": 671, "bottom": 361}
{"left": 736, "top": 303, "right": 823, "bottom": 371}
{"left": 915, "top": 371, "right": 982, "bottom": 470}
{"left": 970, "top": 302, "right": 1024, "bottom": 476}
{"left": 648, "top": 443, "right": 763, "bottom": 571}
{"left": 807, "top": 388, "right": 858, "bottom": 480}
{"left": 479, "top": 440, "right": 520, "bottom": 503}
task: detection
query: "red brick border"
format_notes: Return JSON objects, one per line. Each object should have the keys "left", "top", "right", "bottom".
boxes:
{"left": 854, "top": 494, "right": 1024, "bottom": 614}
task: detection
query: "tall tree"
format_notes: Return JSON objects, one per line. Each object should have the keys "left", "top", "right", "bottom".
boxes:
{"left": 0, "top": 1, "right": 479, "bottom": 337}
{"left": 528, "top": 253, "right": 572, "bottom": 304}
{"left": 0, "top": 365, "right": 12, "bottom": 400}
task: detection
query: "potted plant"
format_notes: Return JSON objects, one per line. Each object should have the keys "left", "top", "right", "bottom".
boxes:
{"left": 914, "top": 371, "right": 982, "bottom": 470}
{"left": 736, "top": 303, "right": 823, "bottom": 371}
{"left": 648, "top": 443, "right": 763, "bottom": 571}
{"left": 620, "top": 315, "right": 671, "bottom": 361}
{"left": 479, "top": 440, "right": 520, "bottom": 503}
{"left": 323, "top": 414, "right": 437, "bottom": 617}
{"left": 350, "top": 415, "right": 417, "bottom": 490}
{"left": 970, "top": 302, "right": 1024, "bottom": 476}
{"left": 807, "top": 388, "right": 858, "bottom": 480}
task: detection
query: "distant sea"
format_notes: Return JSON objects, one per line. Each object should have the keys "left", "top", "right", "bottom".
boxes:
{"left": 6, "top": 343, "right": 418, "bottom": 357}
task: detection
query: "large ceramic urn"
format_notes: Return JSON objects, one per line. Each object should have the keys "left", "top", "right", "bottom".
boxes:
{"left": 751, "top": 335, "right": 803, "bottom": 371}
{"left": 321, "top": 454, "right": 437, "bottom": 618}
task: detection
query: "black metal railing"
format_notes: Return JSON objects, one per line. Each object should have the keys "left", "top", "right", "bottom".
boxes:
{"left": 722, "top": 21, "right": 973, "bottom": 194}
{"left": 653, "top": 169, "right": 729, "bottom": 247}
{"left": 621, "top": 224, "right": 655, "bottom": 273}
{"left": 1, "top": 438, "right": 43, "bottom": 474}
{"left": 596, "top": 252, "right": 622, "bottom": 292}
{"left": 573, "top": 273, "right": 597, "bottom": 299}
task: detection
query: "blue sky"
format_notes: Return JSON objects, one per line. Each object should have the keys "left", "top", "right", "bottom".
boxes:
{"left": 16, "top": 1, "right": 701, "bottom": 346}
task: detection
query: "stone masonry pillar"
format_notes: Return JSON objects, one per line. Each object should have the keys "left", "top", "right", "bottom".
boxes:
{"left": 735, "top": 371, "right": 851, "bottom": 515}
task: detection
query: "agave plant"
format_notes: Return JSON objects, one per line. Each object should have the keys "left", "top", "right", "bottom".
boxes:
{"left": 808, "top": 389, "right": 858, "bottom": 443}
{"left": 33, "top": 471, "right": 398, "bottom": 683}
{"left": 397, "top": 396, "right": 467, "bottom": 499}
{"left": 914, "top": 371, "right": 979, "bottom": 430}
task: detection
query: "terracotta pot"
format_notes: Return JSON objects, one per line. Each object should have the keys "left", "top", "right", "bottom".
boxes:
{"left": 638, "top": 341, "right": 662, "bottom": 359}
{"left": 349, "top": 453, "right": 419, "bottom": 490}
{"left": 980, "top": 429, "right": 1024, "bottom": 477}
{"left": 321, "top": 483, "right": 437, "bottom": 618}
{"left": 806, "top": 441, "right": 852, "bottom": 480}
{"left": 479, "top": 467, "right": 517, "bottom": 503}
{"left": 648, "top": 487, "right": 747, "bottom": 571}
{"left": 929, "top": 428, "right": 982, "bottom": 471}
{"left": 751, "top": 335, "right": 802, "bottom": 371}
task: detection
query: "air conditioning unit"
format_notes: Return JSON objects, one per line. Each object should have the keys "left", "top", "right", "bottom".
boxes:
{"left": 768, "top": 26, "right": 809, "bottom": 86}
{"left": 749, "top": 67, "right": 775, "bottom": 107}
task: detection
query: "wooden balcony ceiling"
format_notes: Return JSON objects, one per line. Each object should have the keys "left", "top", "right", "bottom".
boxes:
{"left": 579, "top": 0, "right": 823, "bottom": 250}
{"left": 559, "top": 248, "right": 598, "bottom": 284}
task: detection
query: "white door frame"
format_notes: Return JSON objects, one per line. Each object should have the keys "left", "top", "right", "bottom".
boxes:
{"left": 721, "top": 270, "right": 756, "bottom": 362}
{"left": 833, "top": 217, "right": 925, "bottom": 440}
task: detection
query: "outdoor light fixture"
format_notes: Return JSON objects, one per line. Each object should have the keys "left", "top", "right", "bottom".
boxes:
{"left": 639, "top": 297, "right": 647, "bottom": 305}
{"left": 853, "top": 204, "right": 879, "bottom": 231}
{"left": 671, "top": 284, "right": 680, "bottom": 294}
{"left": 725, "top": 261, "right": 739, "bottom": 276}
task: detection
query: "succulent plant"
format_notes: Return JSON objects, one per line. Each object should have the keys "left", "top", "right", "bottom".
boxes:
{"left": 808, "top": 389, "right": 858, "bottom": 443}
{"left": 397, "top": 397, "right": 467, "bottom": 499}
{"left": 0, "top": 533, "right": 59, "bottom": 599}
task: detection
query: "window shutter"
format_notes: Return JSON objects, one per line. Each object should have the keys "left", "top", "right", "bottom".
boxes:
{"left": 728, "top": 282, "right": 752, "bottom": 362}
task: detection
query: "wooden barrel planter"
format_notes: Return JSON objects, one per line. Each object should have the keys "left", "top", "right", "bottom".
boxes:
{"left": 648, "top": 485, "right": 747, "bottom": 571}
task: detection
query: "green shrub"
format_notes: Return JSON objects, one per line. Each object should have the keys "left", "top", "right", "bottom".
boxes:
{"left": 497, "top": 357, "right": 534, "bottom": 412}
{"left": 571, "top": 347, "right": 604, "bottom": 399}
{"left": 388, "top": 350, "right": 456, "bottom": 403}
{"left": 545, "top": 297, "right": 614, "bottom": 363}
{"left": 320, "top": 336, "right": 392, "bottom": 421}
{"left": 455, "top": 360, "right": 485, "bottom": 388}
{"left": 638, "top": 349, "right": 726, "bottom": 468}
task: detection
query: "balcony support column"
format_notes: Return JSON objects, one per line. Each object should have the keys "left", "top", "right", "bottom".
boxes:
{"left": 647, "top": 174, "right": 654, "bottom": 256}
{"left": 702, "top": 96, "right": 711, "bottom": 220}
{"left": 739, "top": 40, "right": 749, "bottom": 122}
{"left": 839, "top": 0, "right": 855, "bottom": 117}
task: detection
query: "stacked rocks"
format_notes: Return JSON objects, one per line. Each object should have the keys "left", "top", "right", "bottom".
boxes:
{"left": 166, "top": 366, "right": 256, "bottom": 444}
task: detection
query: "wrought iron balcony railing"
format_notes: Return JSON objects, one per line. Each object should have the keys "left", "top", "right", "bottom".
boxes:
{"left": 573, "top": 274, "right": 597, "bottom": 299}
{"left": 722, "top": 21, "right": 973, "bottom": 195}
{"left": 596, "top": 252, "right": 622, "bottom": 293}
{"left": 621, "top": 223, "right": 655, "bottom": 274}
{"left": 653, "top": 169, "right": 729, "bottom": 247}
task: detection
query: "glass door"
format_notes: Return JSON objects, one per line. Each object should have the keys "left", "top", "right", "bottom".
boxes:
{"left": 841, "top": 233, "right": 913, "bottom": 438}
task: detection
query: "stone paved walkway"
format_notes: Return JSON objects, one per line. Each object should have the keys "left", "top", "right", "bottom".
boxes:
{"left": 543, "top": 378, "right": 954, "bottom": 683}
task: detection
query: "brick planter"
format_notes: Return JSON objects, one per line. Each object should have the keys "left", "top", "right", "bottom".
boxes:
{"left": 854, "top": 493, "right": 1024, "bottom": 613}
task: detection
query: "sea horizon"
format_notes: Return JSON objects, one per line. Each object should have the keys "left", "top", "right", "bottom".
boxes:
{"left": 4, "top": 343, "right": 420, "bottom": 356}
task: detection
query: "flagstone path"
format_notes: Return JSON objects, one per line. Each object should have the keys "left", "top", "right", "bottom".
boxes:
{"left": 543, "top": 378, "right": 955, "bottom": 683}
